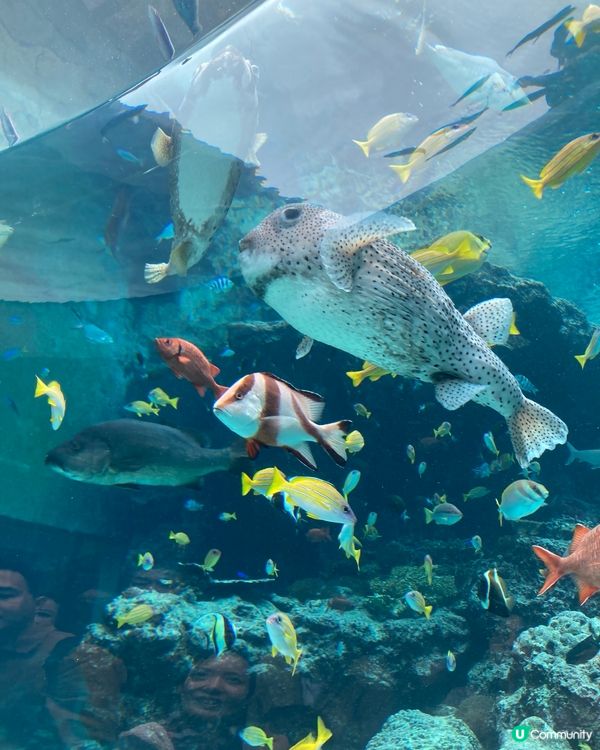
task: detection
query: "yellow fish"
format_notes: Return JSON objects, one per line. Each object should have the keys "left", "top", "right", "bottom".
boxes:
{"left": 124, "top": 400, "right": 160, "bottom": 417}
{"left": 344, "top": 430, "right": 365, "bottom": 453}
{"left": 352, "top": 112, "right": 418, "bottom": 157}
{"left": 116, "top": 603, "right": 154, "bottom": 628}
{"left": 433, "top": 421, "right": 452, "bottom": 438}
{"left": 199, "top": 548, "right": 221, "bottom": 572}
{"left": 423, "top": 554, "right": 434, "bottom": 585}
{"left": 267, "top": 468, "right": 357, "bottom": 525}
{"left": 241, "top": 468, "right": 277, "bottom": 497}
{"left": 353, "top": 402, "right": 371, "bottom": 419}
{"left": 34, "top": 376, "right": 66, "bottom": 431}
{"left": 266, "top": 611, "right": 302, "bottom": 675}
{"left": 148, "top": 387, "right": 179, "bottom": 409}
{"left": 290, "top": 717, "right": 332, "bottom": 750}
{"left": 346, "top": 361, "right": 395, "bottom": 387}
{"left": 565, "top": 4, "right": 600, "bottom": 46}
{"left": 521, "top": 132, "right": 600, "bottom": 199}
{"left": 575, "top": 328, "right": 600, "bottom": 369}
{"left": 389, "top": 121, "right": 472, "bottom": 183}
{"left": 239, "top": 726, "right": 273, "bottom": 750}
{"left": 338, "top": 522, "right": 361, "bottom": 569}
{"left": 462, "top": 486, "right": 490, "bottom": 502}
{"left": 404, "top": 590, "right": 433, "bottom": 619}
{"left": 410, "top": 231, "right": 491, "bottom": 286}
{"left": 169, "top": 531, "right": 190, "bottom": 546}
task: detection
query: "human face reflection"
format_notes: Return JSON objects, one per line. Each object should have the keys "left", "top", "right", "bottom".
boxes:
{"left": 182, "top": 653, "right": 250, "bottom": 720}
{"left": 0, "top": 570, "right": 35, "bottom": 640}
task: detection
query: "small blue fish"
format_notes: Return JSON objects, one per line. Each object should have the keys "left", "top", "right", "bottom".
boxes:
{"left": 116, "top": 148, "right": 142, "bottom": 164}
{"left": 2, "top": 395, "right": 19, "bottom": 415}
{"left": 207, "top": 276, "right": 234, "bottom": 293}
{"left": 342, "top": 469, "right": 361, "bottom": 497}
{"left": 472, "top": 462, "right": 491, "bottom": 478}
{"left": 418, "top": 461, "right": 427, "bottom": 478}
{"left": 400, "top": 510, "right": 410, "bottom": 522}
{"left": 220, "top": 347, "right": 235, "bottom": 358}
{"left": 2, "top": 347, "right": 23, "bottom": 361}
{"left": 183, "top": 498, "right": 203, "bottom": 512}
{"left": 236, "top": 571, "right": 249, "bottom": 580}
{"left": 137, "top": 552, "right": 154, "bottom": 571}
{"left": 446, "top": 650, "right": 456, "bottom": 672}
{"left": 8, "top": 315, "right": 22, "bottom": 326}
{"left": 40, "top": 367, "right": 50, "bottom": 379}
{"left": 82, "top": 323, "right": 113, "bottom": 344}
{"left": 155, "top": 222, "right": 175, "bottom": 242}
{"left": 463, "top": 535, "right": 483, "bottom": 553}
{"left": 514, "top": 374, "right": 538, "bottom": 395}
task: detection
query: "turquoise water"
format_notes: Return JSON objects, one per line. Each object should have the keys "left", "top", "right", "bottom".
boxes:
{"left": 0, "top": 1, "right": 599, "bottom": 749}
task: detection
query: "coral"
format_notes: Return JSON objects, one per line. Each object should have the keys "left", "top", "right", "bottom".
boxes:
{"left": 365, "top": 709, "right": 482, "bottom": 750}
{"left": 497, "top": 610, "right": 600, "bottom": 743}
{"left": 368, "top": 564, "right": 458, "bottom": 619}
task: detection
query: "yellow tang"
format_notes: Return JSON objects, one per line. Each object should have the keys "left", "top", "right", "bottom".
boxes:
{"left": 241, "top": 468, "right": 277, "bottom": 497}
{"left": 290, "top": 717, "right": 333, "bottom": 750}
{"left": 346, "top": 361, "right": 396, "bottom": 387}
{"left": 521, "top": 132, "right": 600, "bottom": 199}
{"left": 116, "top": 603, "right": 154, "bottom": 628}
{"left": 410, "top": 231, "right": 491, "bottom": 286}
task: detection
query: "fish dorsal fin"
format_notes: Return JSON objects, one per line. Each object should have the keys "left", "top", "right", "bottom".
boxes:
{"left": 570, "top": 523, "right": 591, "bottom": 553}
{"left": 210, "top": 363, "right": 220, "bottom": 377}
{"left": 262, "top": 372, "right": 325, "bottom": 421}
{"left": 286, "top": 443, "right": 316, "bottom": 470}
{"left": 463, "top": 298, "right": 515, "bottom": 347}
{"left": 577, "top": 581, "right": 599, "bottom": 605}
{"left": 319, "top": 213, "right": 416, "bottom": 292}
{"left": 434, "top": 378, "right": 487, "bottom": 410}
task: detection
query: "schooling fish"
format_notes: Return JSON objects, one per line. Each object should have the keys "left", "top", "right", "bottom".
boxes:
{"left": 534, "top": 523, "right": 600, "bottom": 604}
{"left": 344, "top": 430, "right": 365, "bottom": 453}
{"left": 425, "top": 502, "right": 463, "bottom": 525}
{"left": 497, "top": 479, "right": 548, "bottom": 524}
{"left": 218, "top": 512, "right": 237, "bottom": 522}
{"left": 241, "top": 468, "right": 277, "bottom": 497}
{"left": 238, "top": 204, "right": 567, "bottom": 467}
{"left": 34, "top": 376, "right": 66, "bottom": 431}
{"left": 574, "top": 328, "right": 600, "bottom": 369}
{"left": 116, "top": 603, "right": 154, "bottom": 628}
{"left": 404, "top": 590, "right": 432, "bottom": 619}
{"left": 338, "top": 523, "right": 361, "bottom": 569}
{"left": 352, "top": 112, "right": 419, "bottom": 157}
{"left": 266, "top": 612, "right": 302, "bottom": 675}
{"left": 342, "top": 469, "right": 361, "bottom": 497}
{"left": 45, "top": 420, "right": 241, "bottom": 486}
{"left": 265, "top": 559, "right": 279, "bottom": 577}
{"left": 346, "top": 361, "right": 394, "bottom": 386}
{"left": 477, "top": 568, "right": 514, "bottom": 616}
{"left": 521, "top": 133, "right": 600, "bottom": 199}
{"left": 155, "top": 337, "right": 227, "bottom": 398}
{"left": 289, "top": 717, "right": 332, "bottom": 750}
{"left": 137, "top": 552, "right": 154, "bottom": 571}
{"left": 213, "top": 372, "right": 352, "bottom": 469}
{"left": 353, "top": 403, "right": 371, "bottom": 419}
{"left": 433, "top": 421, "right": 452, "bottom": 438}
{"left": 239, "top": 727, "right": 273, "bottom": 750}
{"left": 169, "top": 531, "right": 190, "bottom": 546}
{"left": 564, "top": 4, "right": 600, "bottom": 47}
{"left": 506, "top": 5, "right": 576, "bottom": 56}
{"left": 148, "top": 387, "right": 179, "bottom": 410}
{"left": 124, "top": 400, "right": 160, "bottom": 417}
{"left": 148, "top": 5, "right": 175, "bottom": 61}
{"left": 410, "top": 231, "right": 491, "bottom": 286}
{"left": 267, "top": 468, "right": 357, "bottom": 525}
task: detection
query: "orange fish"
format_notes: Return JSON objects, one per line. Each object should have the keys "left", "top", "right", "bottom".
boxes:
{"left": 532, "top": 523, "right": 600, "bottom": 605}
{"left": 213, "top": 372, "right": 351, "bottom": 469}
{"left": 155, "top": 337, "right": 227, "bottom": 399}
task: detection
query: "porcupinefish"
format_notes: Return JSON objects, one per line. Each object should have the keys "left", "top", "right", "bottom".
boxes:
{"left": 238, "top": 203, "right": 568, "bottom": 467}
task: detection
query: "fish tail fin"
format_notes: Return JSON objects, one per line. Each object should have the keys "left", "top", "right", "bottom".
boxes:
{"left": 170, "top": 397, "right": 179, "bottom": 409}
{"left": 346, "top": 369, "right": 367, "bottom": 387}
{"left": 291, "top": 647, "right": 302, "bottom": 676}
{"left": 266, "top": 467, "right": 287, "bottom": 498}
{"left": 137, "top": 554, "right": 143, "bottom": 566}
{"left": 424, "top": 508, "right": 433, "bottom": 524}
{"left": 352, "top": 139, "right": 370, "bottom": 158}
{"left": 168, "top": 531, "right": 175, "bottom": 539}
{"left": 34, "top": 376, "right": 48, "bottom": 398}
{"left": 424, "top": 605, "right": 433, "bottom": 620}
{"left": 507, "top": 397, "right": 568, "bottom": 468}
{"left": 116, "top": 616, "right": 125, "bottom": 629}
{"left": 565, "top": 442, "right": 577, "bottom": 466}
{"left": 532, "top": 544, "right": 565, "bottom": 595}
{"left": 144, "top": 262, "right": 170, "bottom": 284}
{"left": 316, "top": 717, "right": 333, "bottom": 746}
{"left": 318, "top": 420, "right": 352, "bottom": 465}
{"left": 574, "top": 354, "right": 587, "bottom": 369}
{"left": 433, "top": 428, "right": 440, "bottom": 438}
{"left": 520, "top": 174, "right": 544, "bottom": 199}
{"left": 390, "top": 163, "right": 412, "bottom": 183}
{"left": 462, "top": 493, "right": 468, "bottom": 502}
{"left": 241, "top": 472, "right": 253, "bottom": 496}
{"left": 509, "top": 313, "right": 520, "bottom": 336}
{"left": 353, "top": 548, "right": 361, "bottom": 570}
{"left": 565, "top": 19, "right": 586, "bottom": 47}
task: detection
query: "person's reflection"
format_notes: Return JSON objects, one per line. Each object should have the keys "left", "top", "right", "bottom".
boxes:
{"left": 118, "top": 650, "right": 289, "bottom": 750}
{"left": 0, "top": 555, "right": 125, "bottom": 749}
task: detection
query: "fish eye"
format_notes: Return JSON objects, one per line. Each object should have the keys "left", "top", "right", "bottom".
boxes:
{"left": 281, "top": 206, "right": 302, "bottom": 224}
{"left": 592, "top": 133, "right": 599, "bottom": 140}
{"left": 177, "top": 343, "right": 183, "bottom": 355}
{"left": 343, "top": 505, "right": 351, "bottom": 513}
{"left": 235, "top": 390, "right": 244, "bottom": 400}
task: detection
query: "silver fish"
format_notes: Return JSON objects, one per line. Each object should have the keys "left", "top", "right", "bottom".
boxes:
{"left": 148, "top": 5, "right": 175, "bottom": 62}
{"left": 0, "top": 107, "right": 19, "bottom": 147}
{"left": 239, "top": 203, "right": 568, "bottom": 467}
{"left": 45, "top": 420, "right": 241, "bottom": 486}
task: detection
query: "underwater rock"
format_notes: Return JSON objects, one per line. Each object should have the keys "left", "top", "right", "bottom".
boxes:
{"left": 498, "top": 716, "right": 573, "bottom": 750}
{"left": 497, "top": 610, "right": 600, "bottom": 739}
{"left": 364, "top": 709, "right": 482, "bottom": 750}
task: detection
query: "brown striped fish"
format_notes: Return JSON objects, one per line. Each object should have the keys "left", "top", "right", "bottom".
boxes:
{"left": 212, "top": 372, "right": 351, "bottom": 469}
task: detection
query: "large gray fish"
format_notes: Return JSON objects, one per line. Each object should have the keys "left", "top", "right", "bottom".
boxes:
{"left": 238, "top": 203, "right": 568, "bottom": 467}
{"left": 45, "top": 419, "right": 242, "bottom": 486}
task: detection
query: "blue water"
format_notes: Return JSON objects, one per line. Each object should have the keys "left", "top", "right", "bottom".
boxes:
{"left": 0, "top": 1, "right": 599, "bottom": 749}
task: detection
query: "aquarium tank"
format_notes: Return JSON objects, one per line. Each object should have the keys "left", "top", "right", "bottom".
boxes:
{"left": 1, "top": 0, "right": 600, "bottom": 748}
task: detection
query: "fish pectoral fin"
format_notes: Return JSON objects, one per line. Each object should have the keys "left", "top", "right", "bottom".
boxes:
{"left": 577, "top": 580, "right": 599, "bottom": 606}
{"left": 434, "top": 378, "right": 488, "bottom": 410}
{"left": 439, "top": 265, "right": 455, "bottom": 276}
{"left": 463, "top": 298, "right": 515, "bottom": 347}
{"left": 319, "top": 213, "right": 416, "bottom": 292}
{"left": 271, "top": 646, "right": 278, "bottom": 657}
{"left": 286, "top": 443, "right": 317, "bottom": 470}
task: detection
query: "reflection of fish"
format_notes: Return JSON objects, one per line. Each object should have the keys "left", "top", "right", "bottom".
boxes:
{"left": 506, "top": 5, "right": 576, "bottom": 56}
{"left": 533, "top": 523, "right": 600, "bottom": 604}
{"left": 148, "top": 5, "right": 175, "bottom": 61}
{"left": 352, "top": 113, "right": 418, "bottom": 157}
{"left": 45, "top": 420, "right": 241, "bottom": 486}
{"left": 410, "top": 231, "right": 491, "bottom": 285}
{"left": 103, "top": 186, "right": 132, "bottom": 259}
{"left": 0, "top": 107, "right": 18, "bottom": 147}
{"left": 521, "top": 133, "right": 600, "bottom": 199}
{"left": 99, "top": 104, "right": 146, "bottom": 144}
{"left": 477, "top": 568, "right": 514, "bottom": 616}
{"left": 172, "top": 0, "right": 202, "bottom": 35}
{"left": 239, "top": 204, "right": 568, "bottom": 467}
{"left": 565, "top": 4, "right": 600, "bottom": 47}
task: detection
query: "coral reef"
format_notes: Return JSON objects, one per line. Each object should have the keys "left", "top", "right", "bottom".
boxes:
{"left": 364, "top": 709, "right": 482, "bottom": 750}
